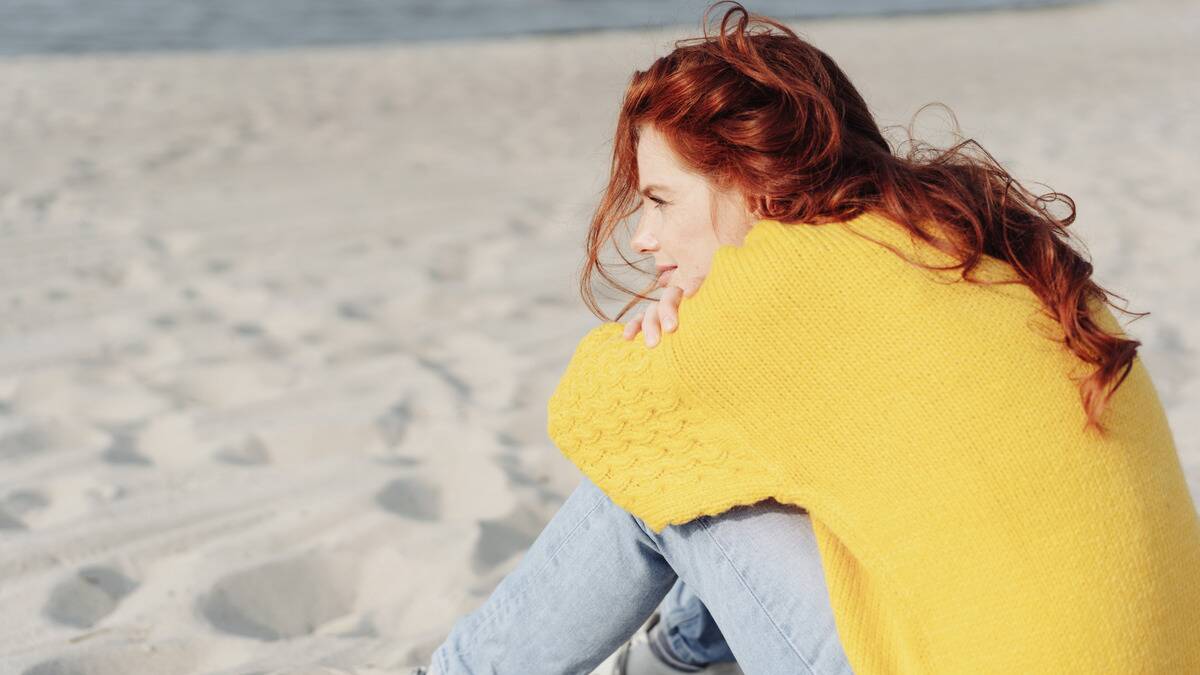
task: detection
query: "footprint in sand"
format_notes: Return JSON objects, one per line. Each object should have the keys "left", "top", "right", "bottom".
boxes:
{"left": 0, "top": 507, "right": 26, "bottom": 529}
{"left": 374, "top": 476, "right": 440, "bottom": 521}
{"left": 199, "top": 552, "right": 359, "bottom": 641}
{"left": 100, "top": 427, "right": 153, "bottom": 466}
{"left": 0, "top": 488, "right": 50, "bottom": 530}
{"left": 43, "top": 564, "right": 139, "bottom": 629}
{"left": 213, "top": 433, "right": 271, "bottom": 465}
{"left": 470, "top": 502, "right": 544, "bottom": 575}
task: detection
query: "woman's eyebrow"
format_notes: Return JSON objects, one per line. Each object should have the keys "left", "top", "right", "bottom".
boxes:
{"left": 639, "top": 184, "right": 672, "bottom": 196}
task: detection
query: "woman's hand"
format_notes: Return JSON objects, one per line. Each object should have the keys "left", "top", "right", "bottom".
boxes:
{"left": 623, "top": 284, "right": 685, "bottom": 348}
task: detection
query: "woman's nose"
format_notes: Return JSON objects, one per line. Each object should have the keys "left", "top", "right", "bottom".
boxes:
{"left": 631, "top": 222, "right": 658, "bottom": 253}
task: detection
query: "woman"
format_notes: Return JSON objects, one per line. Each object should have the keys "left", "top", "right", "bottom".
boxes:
{"left": 412, "top": 2, "right": 1200, "bottom": 673}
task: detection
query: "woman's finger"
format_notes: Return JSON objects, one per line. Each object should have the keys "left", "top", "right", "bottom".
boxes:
{"left": 642, "top": 304, "right": 661, "bottom": 347}
{"left": 622, "top": 280, "right": 686, "bottom": 346}
{"left": 658, "top": 285, "right": 684, "bottom": 333}
{"left": 623, "top": 312, "right": 645, "bottom": 340}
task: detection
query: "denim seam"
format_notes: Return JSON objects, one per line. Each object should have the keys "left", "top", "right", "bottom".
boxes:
{"left": 534, "top": 492, "right": 608, "bottom": 578}
{"left": 631, "top": 512, "right": 665, "bottom": 555}
{"left": 448, "top": 492, "right": 609, "bottom": 666}
{"left": 696, "top": 516, "right": 819, "bottom": 675}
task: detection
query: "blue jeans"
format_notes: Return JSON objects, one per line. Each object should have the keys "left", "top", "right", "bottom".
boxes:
{"left": 429, "top": 474, "right": 854, "bottom": 674}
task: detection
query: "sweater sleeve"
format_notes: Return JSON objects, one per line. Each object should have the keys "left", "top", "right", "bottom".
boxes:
{"left": 546, "top": 223, "right": 806, "bottom": 532}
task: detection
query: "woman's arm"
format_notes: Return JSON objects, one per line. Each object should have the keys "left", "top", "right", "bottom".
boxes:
{"left": 547, "top": 222, "right": 809, "bottom": 531}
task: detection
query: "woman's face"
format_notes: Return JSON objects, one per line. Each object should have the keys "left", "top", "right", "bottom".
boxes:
{"left": 631, "top": 123, "right": 759, "bottom": 298}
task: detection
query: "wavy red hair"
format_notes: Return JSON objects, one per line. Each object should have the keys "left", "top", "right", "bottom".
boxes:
{"left": 577, "top": 1, "right": 1148, "bottom": 437}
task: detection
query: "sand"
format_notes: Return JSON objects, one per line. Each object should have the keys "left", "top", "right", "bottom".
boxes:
{"left": 0, "top": 0, "right": 1196, "bottom": 671}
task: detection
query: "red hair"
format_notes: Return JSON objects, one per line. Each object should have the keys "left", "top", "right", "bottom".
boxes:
{"left": 578, "top": 0, "right": 1146, "bottom": 437}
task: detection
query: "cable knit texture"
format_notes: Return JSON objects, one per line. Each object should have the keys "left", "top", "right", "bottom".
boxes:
{"left": 546, "top": 210, "right": 1200, "bottom": 673}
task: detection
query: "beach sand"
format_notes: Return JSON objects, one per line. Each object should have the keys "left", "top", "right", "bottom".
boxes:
{"left": 0, "top": 0, "right": 1196, "bottom": 671}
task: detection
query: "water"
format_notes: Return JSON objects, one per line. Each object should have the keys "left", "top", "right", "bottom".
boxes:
{"left": 0, "top": 0, "right": 1091, "bottom": 56}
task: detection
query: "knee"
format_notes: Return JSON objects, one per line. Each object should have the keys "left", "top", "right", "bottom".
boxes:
{"left": 573, "top": 474, "right": 665, "bottom": 548}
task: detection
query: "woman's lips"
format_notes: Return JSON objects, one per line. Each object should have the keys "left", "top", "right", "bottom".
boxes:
{"left": 656, "top": 267, "right": 676, "bottom": 288}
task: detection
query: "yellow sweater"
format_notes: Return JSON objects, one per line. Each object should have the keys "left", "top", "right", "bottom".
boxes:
{"left": 546, "top": 210, "right": 1200, "bottom": 673}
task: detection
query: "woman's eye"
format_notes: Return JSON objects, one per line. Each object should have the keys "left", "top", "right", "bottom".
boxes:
{"left": 649, "top": 196, "right": 667, "bottom": 209}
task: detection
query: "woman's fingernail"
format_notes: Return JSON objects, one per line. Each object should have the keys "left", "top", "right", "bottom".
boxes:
{"left": 662, "top": 318, "right": 675, "bottom": 331}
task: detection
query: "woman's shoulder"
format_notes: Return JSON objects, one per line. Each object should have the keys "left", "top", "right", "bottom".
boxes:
{"left": 758, "top": 210, "right": 1023, "bottom": 284}
{"left": 699, "top": 210, "right": 1027, "bottom": 327}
